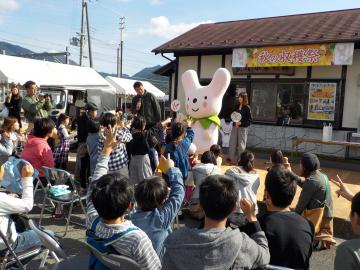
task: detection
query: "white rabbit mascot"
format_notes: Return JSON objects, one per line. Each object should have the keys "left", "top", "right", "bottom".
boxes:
{"left": 181, "top": 68, "right": 231, "bottom": 154}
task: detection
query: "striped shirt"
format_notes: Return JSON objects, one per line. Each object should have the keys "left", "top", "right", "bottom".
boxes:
{"left": 86, "top": 154, "right": 161, "bottom": 269}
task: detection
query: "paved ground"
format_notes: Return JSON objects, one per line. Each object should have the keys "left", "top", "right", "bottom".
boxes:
{"left": 23, "top": 152, "right": 358, "bottom": 270}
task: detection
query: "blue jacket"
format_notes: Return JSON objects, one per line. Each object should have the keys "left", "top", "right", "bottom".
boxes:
{"left": 164, "top": 127, "right": 194, "bottom": 179}
{"left": 130, "top": 167, "right": 185, "bottom": 260}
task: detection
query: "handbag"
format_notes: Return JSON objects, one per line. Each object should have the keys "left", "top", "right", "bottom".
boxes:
{"left": 302, "top": 174, "right": 329, "bottom": 233}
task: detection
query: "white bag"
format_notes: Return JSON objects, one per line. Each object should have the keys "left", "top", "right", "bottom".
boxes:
{"left": 322, "top": 124, "right": 333, "bottom": 142}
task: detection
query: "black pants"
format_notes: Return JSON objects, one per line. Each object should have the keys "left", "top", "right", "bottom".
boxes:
{"left": 80, "top": 154, "right": 90, "bottom": 189}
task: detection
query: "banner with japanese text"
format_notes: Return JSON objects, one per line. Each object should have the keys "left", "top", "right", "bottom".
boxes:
{"left": 307, "top": 82, "right": 337, "bottom": 121}
{"left": 232, "top": 43, "right": 354, "bottom": 67}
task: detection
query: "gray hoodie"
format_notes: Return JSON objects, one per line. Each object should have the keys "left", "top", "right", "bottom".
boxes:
{"left": 191, "top": 163, "right": 221, "bottom": 201}
{"left": 225, "top": 167, "right": 260, "bottom": 214}
{"left": 163, "top": 225, "right": 270, "bottom": 270}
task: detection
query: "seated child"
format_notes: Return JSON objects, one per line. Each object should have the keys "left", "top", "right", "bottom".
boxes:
{"left": 130, "top": 154, "right": 184, "bottom": 260}
{"left": 162, "top": 175, "right": 270, "bottom": 270}
{"left": 86, "top": 127, "right": 161, "bottom": 270}
{"left": 210, "top": 144, "right": 222, "bottom": 168}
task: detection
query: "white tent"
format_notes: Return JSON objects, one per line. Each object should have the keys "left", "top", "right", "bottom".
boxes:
{"left": 105, "top": 76, "right": 165, "bottom": 98}
{"left": 0, "top": 54, "right": 113, "bottom": 88}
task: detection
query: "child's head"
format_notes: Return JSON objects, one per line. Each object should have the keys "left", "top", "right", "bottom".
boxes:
{"left": 300, "top": 152, "right": 320, "bottom": 178}
{"left": 199, "top": 175, "right": 238, "bottom": 221}
{"left": 57, "top": 113, "right": 70, "bottom": 127}
{"left": 126, "top": 113, "right": 134, "bottom": 126}
{"left": 238, "top": 150, "right": 255, "bottom": 173}
{"left": 270, "top": 150, "right": 284, "bottom": 165}
{"left": 210, "top": 144, "right": 221, "bottom": 158}
{"left": 171, "top": 122, "right": 185, "bottom": 142}
{"left": 265, "top": 167, "right": 297, "bottom": 209}
{"left": 148, "top": 135, "right": 158, "bottom": 149}
{"left": 88, "top": 120, "right": 100, "bottom": 134}
{"left": 100, "top": 112, "right": 116, "bottom": 128}
{"left": 2, "top": 117, "right": 19, "bottom": 133}
{"left": 131, "top": 116, "right": 146, "bottom": 131}
{"left": 350, "top": 192, "right": 360, "bottom": 235}
{"left": 90, "top": 174, "right": 133, "bottom": 221}
{"left": 201, "top": 151, "right": 217, "bottom": 165}
{"left": 33, "top": 118, "right": 56, "bottom": 139}
{"left": 135, "top": 176, "right": 169, "bottom": 211}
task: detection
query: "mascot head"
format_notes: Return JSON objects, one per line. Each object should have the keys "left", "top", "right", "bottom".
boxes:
{"left": 181, "top": 68, "right": 231, "bottom": 119}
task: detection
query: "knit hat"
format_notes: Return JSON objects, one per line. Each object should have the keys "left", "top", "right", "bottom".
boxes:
{"left": 85, "top": 102, "right": 98, "bottom": 111}
{"left": 301, "top": 152, "right": 320, "bottom": 172}
{"left": 188, "top": 143, "right": 197, "bottom": 155}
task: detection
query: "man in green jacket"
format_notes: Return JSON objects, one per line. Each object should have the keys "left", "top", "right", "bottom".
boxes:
{"left": 131, "top": 81, "right": 161, "bottom": 128}
{"left": 22, "top": 81, "right": 52, "bottom": 131}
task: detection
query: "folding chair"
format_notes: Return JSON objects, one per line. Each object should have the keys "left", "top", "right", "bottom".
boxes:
{"left": 86, "top": 245, "right": 141, "bottom": 270}
{"left": 39, "top": 167, "right": 86, "bottom": 237}
{"left": 0, "top": 230, "right": 43, "bottom": 270}
{"left": 28, "top": 219, "right": 67, "bottom": 269}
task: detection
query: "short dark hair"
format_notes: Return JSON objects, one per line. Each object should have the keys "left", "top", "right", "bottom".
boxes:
{"left": 131, "top": 116, "right": 146, "bottom": 130}
{"left": 238, "top": 150, "right": 255, "bottom": 173}
{"left": 201, "top": 151, "right": 217, "bottom": 165}
{"left": 33, "top": 118, "right": 55, "bottom": 138}
{"left": 265, "top": 167, "right": 297, "bottom": 208}
{"left": 271, "top": 150, "right": 284, "bottom": 165}
{"left": 301, "top": 153, "right": 320, "bottom": 178}
{"left": 148, "top": 135, "right": 158, "bottom": 148}
{"left": 90, "top": 174, "right": 133, "bottom": 220}
{"left": 88, "top": 120, "right": 100, "bottom": 133}
{"left": 351, "top": 192, "right": 360, "bottom": 216}
{"left": 210, "top": 144, "right": 221, "bottom": 157}
{"left": 133, "top": 81, "right": 143, "bottom": 89}
{"left": 199, "top": 175, "right": 238, "bottom": 220}
{"left": 57, "top": 113, "right": 69, "bottom": 127}
{"left": 135, "top": 176, "right": 169, "bottom": 211}
{"left": 171, "top": 122, "right": 185, "bottom": 141}
{"left": 100, "top": 112, "right": 116, "bottom": 127}
{"left": 24, "top": 80, "right": 36, "bottom": 90}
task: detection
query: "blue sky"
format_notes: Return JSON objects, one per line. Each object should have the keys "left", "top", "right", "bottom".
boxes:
{"left": 0, "top": 0, "right": 359, "bottom": 77}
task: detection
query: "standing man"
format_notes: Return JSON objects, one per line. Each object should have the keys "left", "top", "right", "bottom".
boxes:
{"left": 131, "top": 81, "right": 161, "bottom": 129}
{"left": 22, "top": 81, "right": 52, "bottom": 132}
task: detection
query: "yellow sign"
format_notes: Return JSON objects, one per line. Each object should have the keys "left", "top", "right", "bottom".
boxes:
{"left": 307, "top": 82, "right": 337, "bottom": 121}
{"left": 232, "top": 43, "right": 354, "bottom": 67}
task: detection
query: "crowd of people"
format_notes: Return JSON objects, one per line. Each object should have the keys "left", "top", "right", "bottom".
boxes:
{"left": 0, "top": 80, "right": 358, "bottom": 270}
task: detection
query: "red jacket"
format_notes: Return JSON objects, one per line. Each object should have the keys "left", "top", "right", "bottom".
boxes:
{"left": 21, "top": 135, "right": 54, "bottom": 177}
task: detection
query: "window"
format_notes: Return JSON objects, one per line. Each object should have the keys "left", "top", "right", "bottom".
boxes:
{"left": 251, "top": 82, "right": 305, "bottom": 125}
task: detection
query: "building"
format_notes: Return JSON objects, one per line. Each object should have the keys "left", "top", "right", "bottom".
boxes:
{"left": 152, "top": 8, "right": 360, "bottom": 158}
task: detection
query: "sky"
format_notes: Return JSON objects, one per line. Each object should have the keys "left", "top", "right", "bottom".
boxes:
{"left": 0, "top": 0, "right": 359, "bottom": 77}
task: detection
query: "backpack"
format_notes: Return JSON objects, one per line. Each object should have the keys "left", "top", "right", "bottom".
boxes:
{"left": 86, "top": 217, "right": 138, "bottom": 270}
{"left": 2, "top": 157, "right": 35, "bottom": 194}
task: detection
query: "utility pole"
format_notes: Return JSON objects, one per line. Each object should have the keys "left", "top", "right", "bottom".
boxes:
{"left": 119, "top": 16, "right": 125, "bottom": 77}
{"left": 65, "top": 46, "right": 69, "bottom": 64}
{"left": 79, "top": 0, "right": 85, "bottom": 66}
{"left": 85, "top": 0, "right": 93, "bottom": 68}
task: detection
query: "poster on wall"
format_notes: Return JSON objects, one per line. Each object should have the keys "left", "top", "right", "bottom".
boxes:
{"left": 232, "top": 43, "right": 354, "bottom": 67}
{"left": 307, "top": 82, "right": 337, "bottom": 121}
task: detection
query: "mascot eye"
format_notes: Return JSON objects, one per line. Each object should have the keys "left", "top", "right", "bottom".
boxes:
{"left": 204, "top": 96, "right": 208, "bottom": 100}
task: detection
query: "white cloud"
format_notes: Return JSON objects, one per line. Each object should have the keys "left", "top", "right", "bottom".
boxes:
{"left": 139, "top": 16, "right": 212, "bottom": 39}
{"left": 148, "top": 0, "right": 165, "bottom": 5}
{"left": 0, "top": 0, "right": 20, "bottom": 11}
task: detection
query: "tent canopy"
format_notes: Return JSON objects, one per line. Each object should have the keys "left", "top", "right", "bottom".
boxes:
{"left": 0, "top": 54, "right": 113, "bottom": 88}
{"left": 106, "top": 76, "right": 165, "bottom": 98}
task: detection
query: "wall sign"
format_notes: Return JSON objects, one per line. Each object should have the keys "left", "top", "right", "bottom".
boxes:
{"left": 307, "top": 82, "right": 337, "bottom": 121}
{"left": 232, "top": 66, "right": 295, "bottom": 75}
{"left": 232, "top": 43, "right": 354, "bottom": 67}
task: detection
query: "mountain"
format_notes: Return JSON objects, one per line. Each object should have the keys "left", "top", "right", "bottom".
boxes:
{"left": 132, "top": 65, "right": 169, "bottom": 94}
{"left": 98, "top": 72, "right": 130, "bottom": 78}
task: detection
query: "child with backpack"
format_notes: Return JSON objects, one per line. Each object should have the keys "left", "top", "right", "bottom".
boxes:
{"left": 53, "top": 114, "right": 77, "bottom": 170}
{"left": 130, "top": 154, "right": 184, "bottom": 261}
{"left": 86, "top": 127, "right": 161, "bottom": 270}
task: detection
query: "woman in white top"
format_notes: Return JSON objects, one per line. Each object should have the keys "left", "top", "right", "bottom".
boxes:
{"left": 225, "top": 150, "right": 260, "bottom": 227}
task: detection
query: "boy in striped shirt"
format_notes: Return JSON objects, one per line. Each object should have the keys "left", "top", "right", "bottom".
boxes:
{"left": 86, "top": 126, "right": 161, "bottom": 270}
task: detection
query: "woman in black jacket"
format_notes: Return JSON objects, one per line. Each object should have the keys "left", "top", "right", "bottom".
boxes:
{"left": 5, "top": 84, "right": 23, "bottom": 128}
{"left": 228, "top": 92, "right": 252, "bottom": 164}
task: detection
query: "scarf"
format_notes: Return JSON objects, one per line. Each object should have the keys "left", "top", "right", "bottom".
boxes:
{"left": 194, "top": 115, "right": 221, "bottom": 129}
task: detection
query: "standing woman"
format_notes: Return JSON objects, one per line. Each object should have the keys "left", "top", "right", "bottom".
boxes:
{"left": 228, "top": 92, "right": 252, "bottom": 164}
{"left": 5, "top": 84, "right": 23, "bottom": 129}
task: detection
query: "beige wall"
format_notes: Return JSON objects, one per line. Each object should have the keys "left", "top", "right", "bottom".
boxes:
{"left": 280, "top": 66, "right": 307, "bottom": 79}
{"left": 200, "top": 55, "right": 222, "bottom": 79}
{"left": 343, "top": 49, "right": 360, "bottom": 128}
{"left": 312, "top": 66, "right": 342, "bottom": 79}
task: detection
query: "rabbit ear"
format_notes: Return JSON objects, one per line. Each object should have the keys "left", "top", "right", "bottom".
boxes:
{"left": 208, "top": 68, "right": 231, "bottom": 96}
{"left": 181, "top": 70, "right": 201, "bottom": 94}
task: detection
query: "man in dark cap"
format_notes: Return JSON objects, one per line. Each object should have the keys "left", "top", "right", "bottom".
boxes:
{"left": 75, "top": 102, "right": 98, "bottom": 192}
